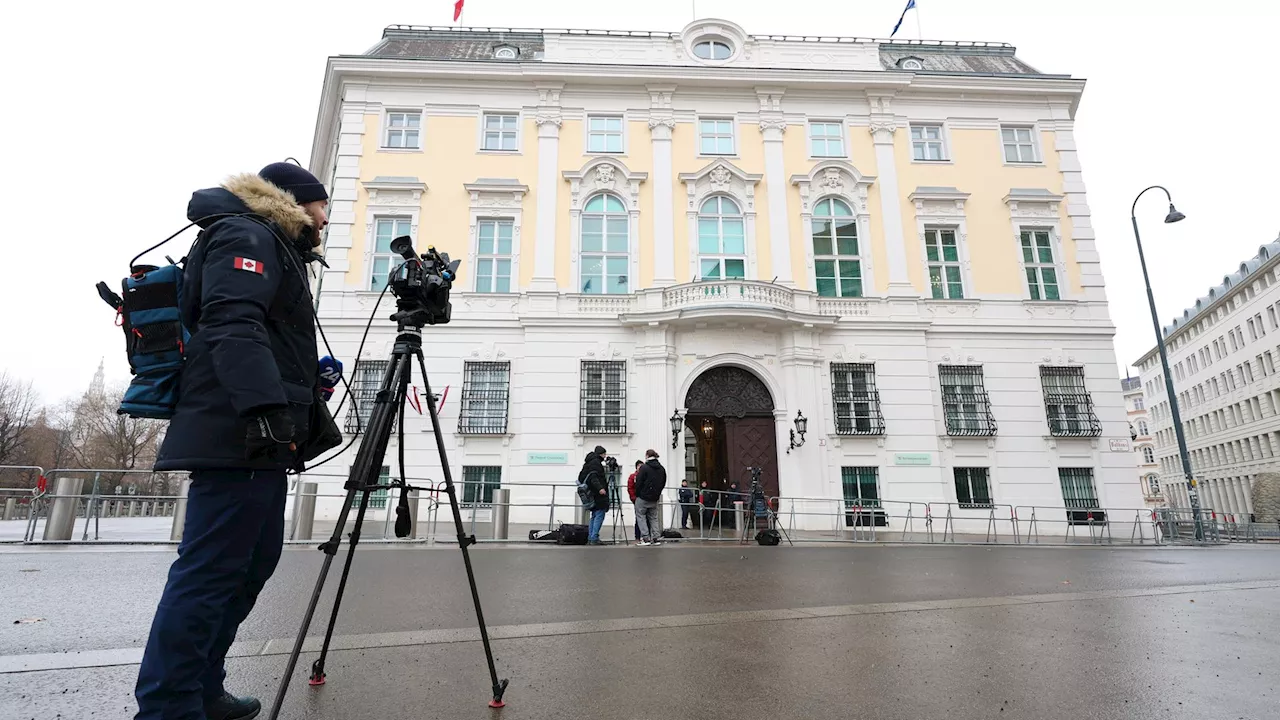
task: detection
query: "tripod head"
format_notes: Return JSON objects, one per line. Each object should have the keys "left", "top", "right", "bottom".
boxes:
{"left": 387, "top": 235, "right": 460, "bottom": 328}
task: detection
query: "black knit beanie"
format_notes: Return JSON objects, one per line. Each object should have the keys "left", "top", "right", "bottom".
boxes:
{"left": 259, "top": 162, "right": 329, "bottom": 205}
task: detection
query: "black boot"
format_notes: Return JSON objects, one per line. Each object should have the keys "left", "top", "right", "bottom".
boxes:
{"left": 205, "top": 692, "right": 262, "bottom": 720}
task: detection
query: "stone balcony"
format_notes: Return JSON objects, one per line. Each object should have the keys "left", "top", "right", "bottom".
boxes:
{"left": 320, "top": 279, "right": 1109, "bottom": 330}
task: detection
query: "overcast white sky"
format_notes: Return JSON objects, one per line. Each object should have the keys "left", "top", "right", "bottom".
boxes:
{"left": 1, "top": 0, "right": 1277, "bottom": 403}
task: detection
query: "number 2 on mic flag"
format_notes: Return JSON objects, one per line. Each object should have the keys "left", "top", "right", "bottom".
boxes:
{"left": 233, "top": 257, "right": 264, "bottom": 274}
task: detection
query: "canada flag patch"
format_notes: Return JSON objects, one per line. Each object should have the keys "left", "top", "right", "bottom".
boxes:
{"left": 233, "top": 257, "right": 264, "bottom": 274}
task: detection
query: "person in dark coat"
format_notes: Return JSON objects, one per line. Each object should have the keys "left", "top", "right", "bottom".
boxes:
{"left": 633, "top": 449, "right": 667, "bottom": 545}
{"left": 136, "top": 163, "right": 340, "bottom": 720}
{"left": 580, "top": 446, "right": 611, "bottom": 545}
{"left": 678, "top": 480, "right": 696, "bottom": 529}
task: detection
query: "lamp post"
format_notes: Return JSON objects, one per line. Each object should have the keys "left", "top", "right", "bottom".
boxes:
{"left": 1131, "top": 185, "right": 1203, "bottom": 541}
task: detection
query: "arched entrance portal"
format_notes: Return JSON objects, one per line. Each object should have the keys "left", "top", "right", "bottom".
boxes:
{"left": 684, "top": 366, "right": 780, "bottom": 501}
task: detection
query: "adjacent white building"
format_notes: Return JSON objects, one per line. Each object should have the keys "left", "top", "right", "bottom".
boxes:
{"left": 1136, "top": 234, "right": 1280, "bottom": 519}
{"left": 1121, "top": 376, "right": 1162, "bottom": 508}
{"left": 301, "top": 19, "right": 1143, "bottom": 530}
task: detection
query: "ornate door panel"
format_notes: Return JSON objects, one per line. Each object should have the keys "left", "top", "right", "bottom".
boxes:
{"left": 726, "top": 417, "right": 779, "bottom": 498}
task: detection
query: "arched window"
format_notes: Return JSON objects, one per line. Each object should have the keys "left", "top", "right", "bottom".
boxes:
{"left": 1142, "top": 446, "right": 1155, "bottom": 464}
{"left": 1147, "top": 474, "right": 1161, "bottom": 495}
{"left": 580, "top": 193, "right": 629, "bottom": 294}
{"left": 693, "top": 39, "right": 733, "bottom": 60}
{"left": 1137, "top": 419, "right": 1148, "bottom": 436}
{"left": 697, "top": 196, "right": 746, "bottom": 280}
{"left": 812, "top": 198, "right": 862, "bottom": 297}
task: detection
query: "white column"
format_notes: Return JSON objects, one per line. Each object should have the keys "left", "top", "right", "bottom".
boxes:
{"left": 761, "top": 120, "right": 793, "bottom": 285}
{"left": 1233, "top": 477, "right": 1249, "bottom": 517}
{"left": 530, "top": 85, "right": 563, "bottom": 292}
{"left": 317, "top": 94, "right": 369, "bottom": 314}
{"left": 867, "top": 112, "right": 915, "bottom": 298}
{"left": 648, "top": 86, "right": 677, "bottom": 287}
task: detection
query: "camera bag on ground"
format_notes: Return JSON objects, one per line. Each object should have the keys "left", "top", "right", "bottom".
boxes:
{"left": 556, "top": 524, "right": 589, "bottom": 545}
{"left": 756, "top": 529, "right": 781, "bottom": 546}
{"left": 97, "top": 262, "right": 190, "bottom": 419}
{"left": 528, "top": 529, "right": 560, "bottom": 542}
{"left": 660, "top": 528, "right": 683, "bottom": 539}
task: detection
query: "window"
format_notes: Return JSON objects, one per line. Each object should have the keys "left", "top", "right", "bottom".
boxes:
{"left": 911, "top": 124, "right": 947, "bottom": 161}
{"left": 482, "top": 113, "right": 518, "bottom": 151}
{"left": 1001, "top": 126, "right": 1038, "bottom": 163}
{"left": 370, "top": 217, "right": 412, "bottom": 291}
{"left": 692, "top": 39, "right": 732, "bottom": 60}
{"left": 1142, "top": 446, "right": 1155, "bottom": 463}
{"left": 1040, "top": 367, "right": 1102, "bottom": 437}
{"left": 1231, "top": 331, "right": 1240, "bottom": 351}
{"left": 346, "top": 360, "right": 390, "bottom": 434}
{"left": 580, "top": 194, "right": 630, "bottom": 293}
{"left": 1257, "top": 313, "right": 1266, "bottom": 337}
{"left": 925, "top": 228, "right": 964, "bottom": 299}
{"left": 1147, "top": 474, "right": 1161, "bottom": 496}
{"left": 383, "top": 111, "right": 421, "bottom": 149}
{"left": 462, "top": 466, "right": 502, "bottom": 506}
{"left": 348, "top": 466, "right": 390, "bottom": 510}
{"left": 831, "top": 363, "right": 885, "bottom": 435}
{"left": 474, "top": 219, "right": 513, "bottom": 293}
{"left": 1133, "top": 396, "right": 1144, "bottom": 410}
{"left": 1020, "top": 229, "right": 1060, "bottom": 300}
{"left": 939, "top": 365, "right": 997, "bottom": 436}
{"left": 587, "top": 116, "right": 623, "bottom": 154}
{"left": 809, "top": 121, "right": 845, "bottom": 157}
{"left": 493, "top": 45, "right": 518, "bottom": 60}
{"left": 812, "top": 198, "right": 862, "bottom": 297}
{"left": 898, "top": 57, "right": 924, "bottom": 70}
{"left": 953, "top": 467, "right": 993, "bottom": 508}
{"left": 458, "top": 362, "right": 510, "bottom": 435}
{"left": 1269, "top": 306, "right": 1278, "bottom": 330}
{"left": 1058, "top": 467, "right": 1100, "bottom": 509}
{"left": 698, "top": 118, "right": 735, "bottom": 155}
{"left": 698, "top": 196, "right": 746, "bottom": 280}
{"left": 1137, "top": 419, "right": 1148, "bottom": 435}
{"left": 580, "top": 361, "right": 626, "bottom": 434}
{"left": 841, "top": 467, "right": 881, "bottom": 508}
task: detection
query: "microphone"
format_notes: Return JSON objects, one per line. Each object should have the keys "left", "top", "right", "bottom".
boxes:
{"left": 318, "top": 356, "right": 343, "bottom": 401}
{"left": 394, "top": 489, "right": 412, "bottom": 538}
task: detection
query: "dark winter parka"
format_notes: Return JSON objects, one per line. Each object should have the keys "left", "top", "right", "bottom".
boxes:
{"left": 155, "top": 174, "right": 336, "bottom": 472}
{"left": 635, "top": 458, "right": 667, "bottom": 502}
{"left": 579, "top": 452, "right": 611, "bottom": 511}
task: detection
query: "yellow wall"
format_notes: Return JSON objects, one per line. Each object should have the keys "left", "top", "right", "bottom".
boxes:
{"left": 894, "top": 128, "right": 1079, "bottom": 297}
{"left": 351, "top": 114, "right": 540, "bottom": 291}
{"left": 347, "top": 116, "right": 1079, "bottom": 298}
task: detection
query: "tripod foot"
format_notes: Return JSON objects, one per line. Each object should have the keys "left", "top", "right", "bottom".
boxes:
{"left": 488, "top": 678, "right": 510, "bottom": 708}
{"left": 308, "top": 672, "right": 326, "bottom": 687}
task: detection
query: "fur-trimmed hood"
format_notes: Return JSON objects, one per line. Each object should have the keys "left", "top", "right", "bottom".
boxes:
{"left": 187, "top": 173, "right": 314, "bottom": 241}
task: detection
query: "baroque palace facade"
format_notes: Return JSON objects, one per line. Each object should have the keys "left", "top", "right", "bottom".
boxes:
{"left": 303, "top": 18, "right": 1141, "bottom": 527}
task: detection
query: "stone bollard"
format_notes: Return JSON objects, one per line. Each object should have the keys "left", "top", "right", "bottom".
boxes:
{"left": 294, "top": 482, "right": 318, "bottom": 541}
{"left": 3, "top": 498, "right": 15, "bottom": 521}
{"left": 491, "top": 489, "right": 510, "bottom": 540}
{"left": 170, "top": 479, "right": 193, "bottom": 542}
{"left": 734, "top": 501, "right": 745, "bottom": 535}
{"left": 406, "top": 488, "right": 421, "bottom": 539}
{"left": 42, "top": 476, "right": 85, "bottom": 541}
{"left": 129, "top": 501, "right": 138, "bottom": 517}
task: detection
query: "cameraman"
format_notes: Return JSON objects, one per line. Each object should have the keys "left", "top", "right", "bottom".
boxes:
{"left": 579, "top": 446, "right": 611, "bottom": 545}
{"left": 136, "top": 163, "right": 340, "bottom": 720}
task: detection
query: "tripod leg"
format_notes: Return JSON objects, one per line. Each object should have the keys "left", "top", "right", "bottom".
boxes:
{"left": 307, "top": 487, "right": 376, "bottom": 685}
{"left": 267, "top": 354, "right": 408, "bottom": 720}
{"left": 416, "top": 351, "right": 510, "bottom": 708}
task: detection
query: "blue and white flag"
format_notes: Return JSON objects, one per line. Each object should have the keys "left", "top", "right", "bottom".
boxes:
{"left": 891, "top": 0, "right": 917, "bottom": 38}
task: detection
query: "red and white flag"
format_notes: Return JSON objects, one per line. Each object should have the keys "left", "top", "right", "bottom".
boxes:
{"left": 233, "top": 257, "right": 264, "bottom": 274}
{"left": 453, "top": 0, "right": 464, "bottom": 22}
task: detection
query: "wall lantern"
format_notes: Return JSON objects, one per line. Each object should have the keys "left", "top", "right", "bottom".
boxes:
{"left": 788, "top": 411, "right": 808, "bottom": 453}
{"left": 670, "top": 411, "right": 684, "bottom": 449}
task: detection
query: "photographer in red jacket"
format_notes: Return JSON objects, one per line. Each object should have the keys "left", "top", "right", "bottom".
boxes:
{"left": 626, "top": 460, "right": 642, "bottom": 541}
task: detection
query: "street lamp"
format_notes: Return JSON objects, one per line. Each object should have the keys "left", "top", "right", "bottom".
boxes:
{"left": 787, "top": 411, "right": 808, "bottom": 454}
{"left": 669, "top": 411, "right": 683, "bottom": 449}
{"left": 1131, "top": 185, "right": 1203, "bottom": 541}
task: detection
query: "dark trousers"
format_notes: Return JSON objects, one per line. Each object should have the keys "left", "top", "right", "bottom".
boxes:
{"left": 135, "top": 468, "right": 288, "bottom": 720}
{"left": 680, "top": 506, "right": 692, "bottom": 528}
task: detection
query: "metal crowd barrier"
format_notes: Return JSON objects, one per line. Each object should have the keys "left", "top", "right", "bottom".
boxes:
{"left": 9, "top": 464, "right": 1277, "bottom": 547}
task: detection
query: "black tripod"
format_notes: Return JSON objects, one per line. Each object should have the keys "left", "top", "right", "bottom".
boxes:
{"left": 606, "top": 470, "right": 630, "bottom": 545}
{"left": 267, "top": 314, "right": 509, "bottom": 718}
{"left": 739, "top": 468, "right": 794, "bottom": 547}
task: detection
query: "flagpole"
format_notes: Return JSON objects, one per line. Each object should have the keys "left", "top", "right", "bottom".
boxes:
{"left": 915, "top": 2, "right": 923, "bottom": 39}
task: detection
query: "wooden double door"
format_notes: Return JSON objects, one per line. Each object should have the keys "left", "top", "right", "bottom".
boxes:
{"left": 685, "top": 366, "right": 780, "bottom": 499}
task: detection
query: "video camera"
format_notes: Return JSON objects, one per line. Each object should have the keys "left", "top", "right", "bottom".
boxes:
{"left": 388, "top": 235, "right": 460, "bottom": 326}
{"left": 603, "top": 456, "right": 620, "bottom": 473}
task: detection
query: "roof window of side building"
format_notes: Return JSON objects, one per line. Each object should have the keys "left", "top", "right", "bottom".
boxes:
{"left": 494, "top": 45, "right": 518, "bottom": 60}
{"left": 898, "top": 56, "right": 924, "bottom": 70}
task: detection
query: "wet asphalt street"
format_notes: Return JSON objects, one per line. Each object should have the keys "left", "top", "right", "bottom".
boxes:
{"left": 1, "top": 543, "right": 1278, "bottom": 719}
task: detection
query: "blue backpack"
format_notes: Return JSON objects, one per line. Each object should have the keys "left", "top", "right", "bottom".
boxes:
{"left": 98, "top": 261, "right": 191, "bottom": 419}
